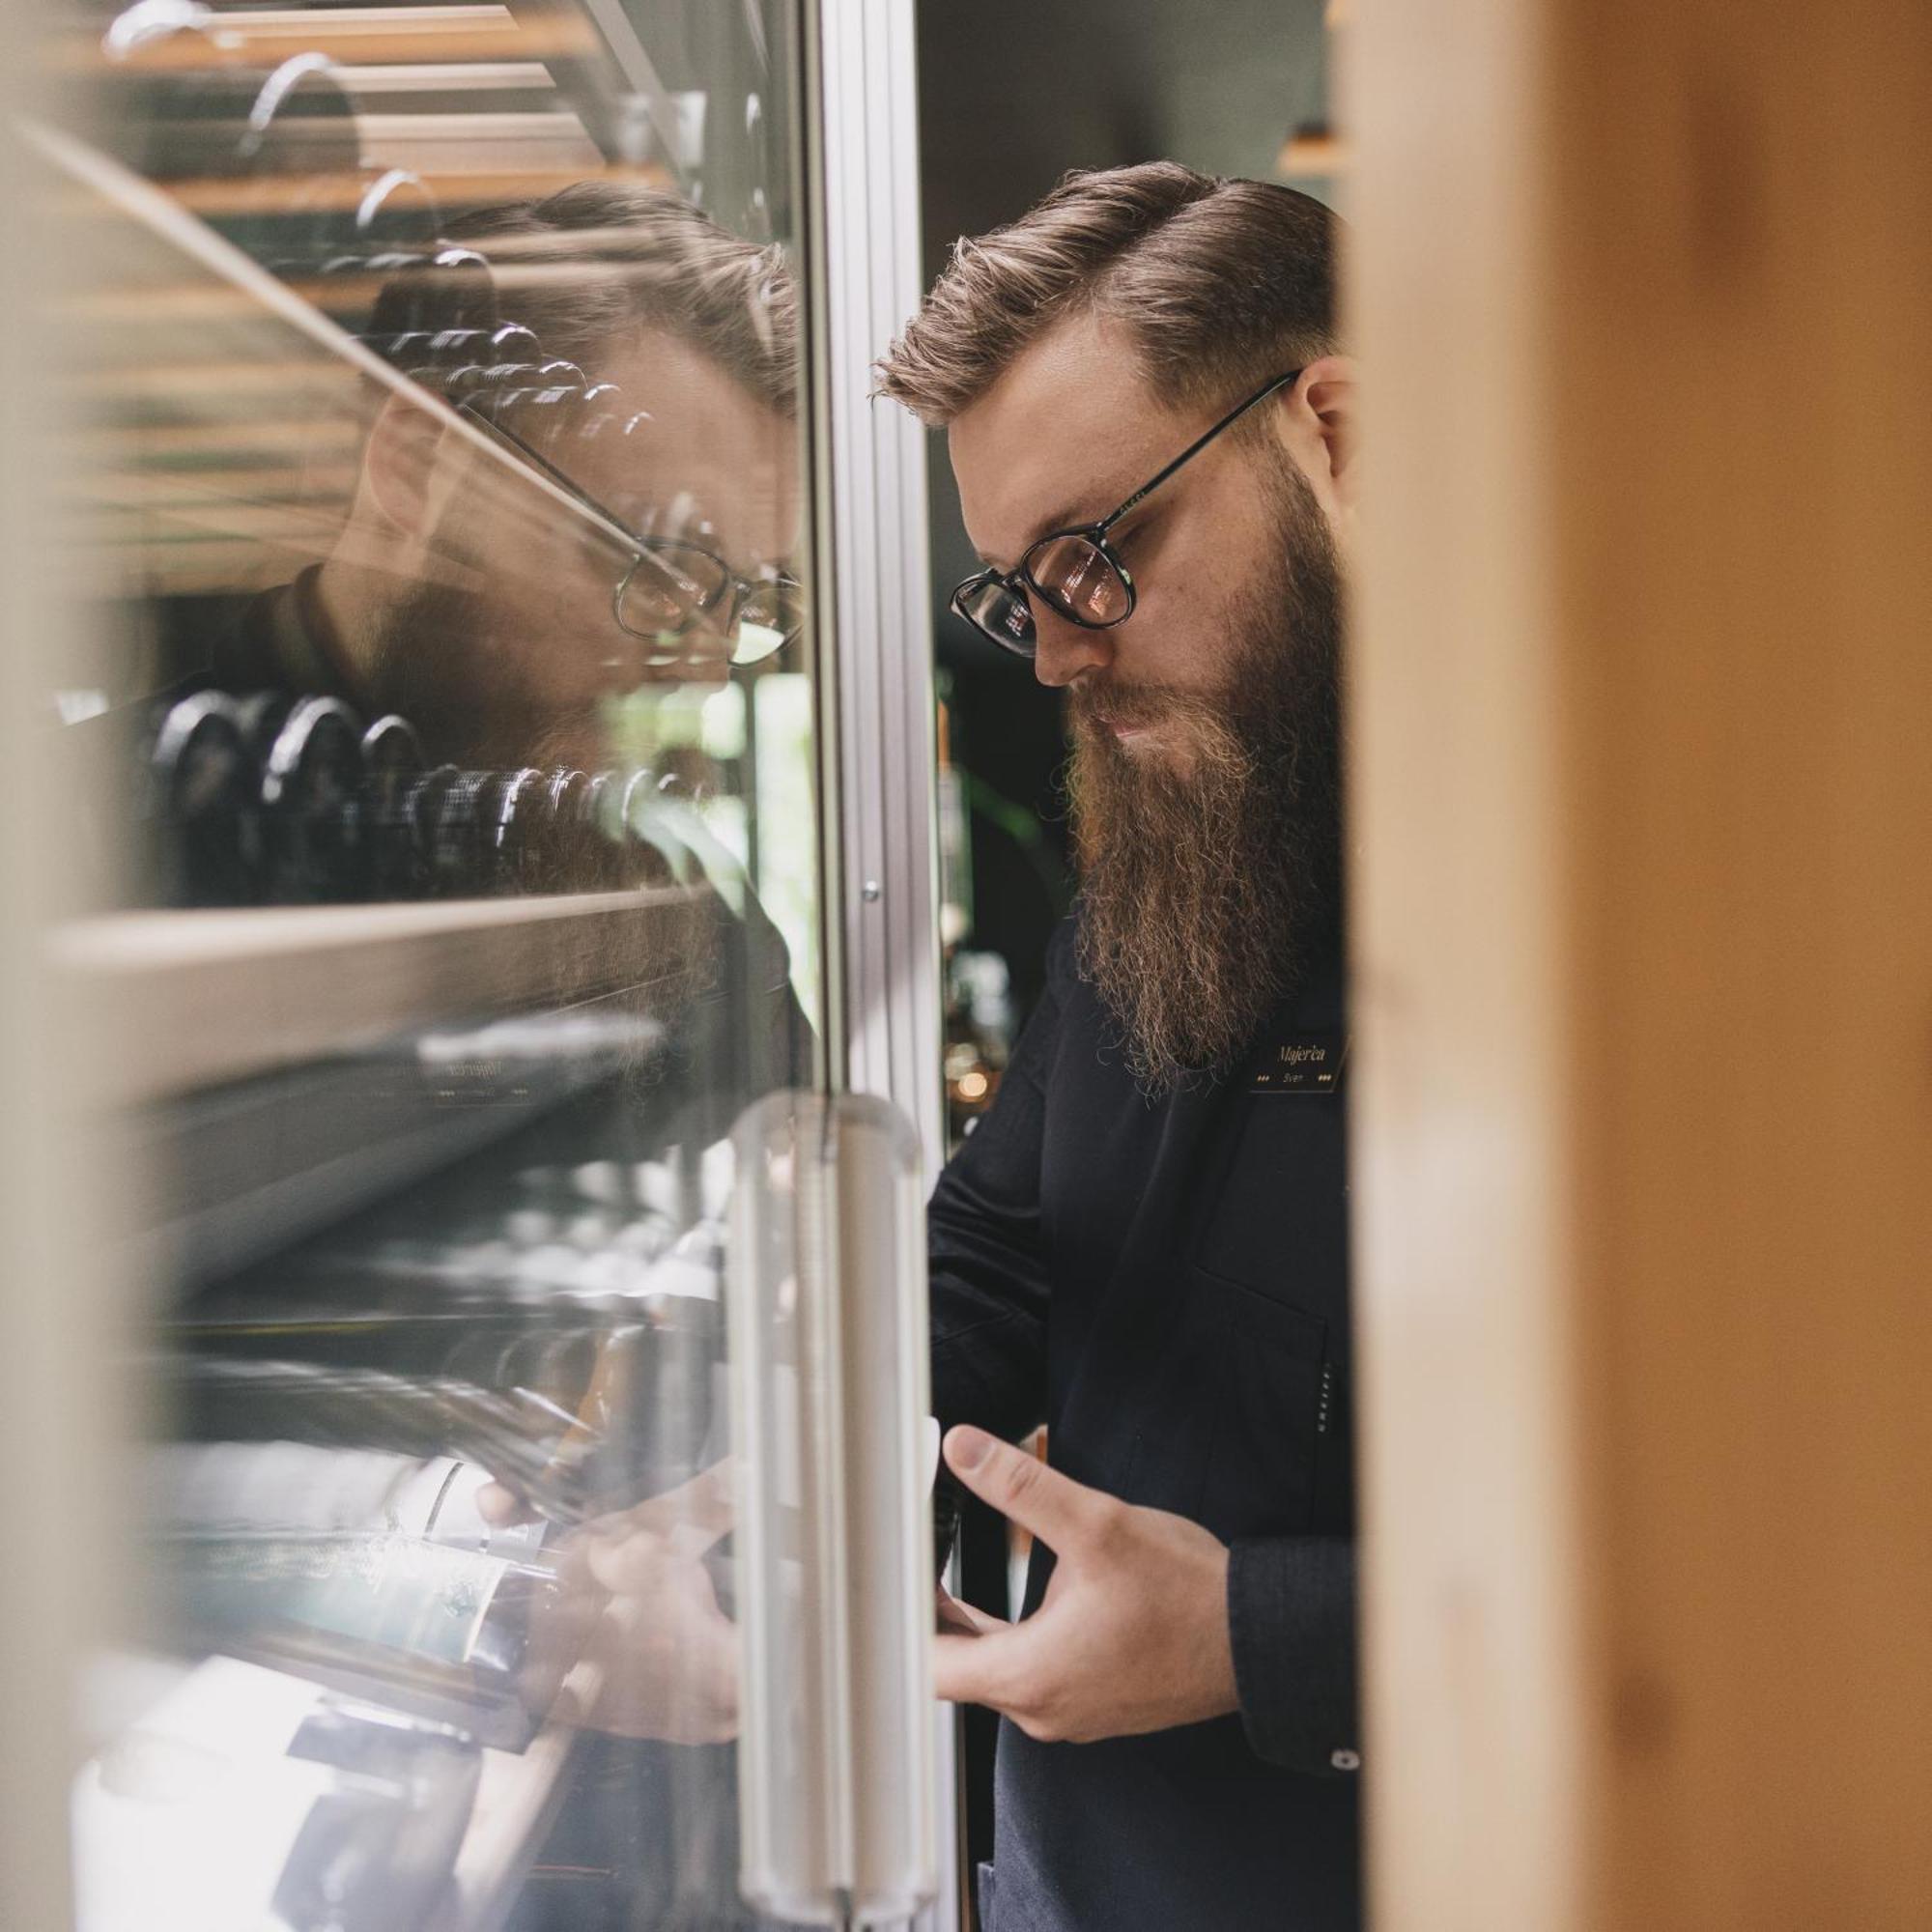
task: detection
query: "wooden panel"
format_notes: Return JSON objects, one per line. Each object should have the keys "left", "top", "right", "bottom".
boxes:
{"left": 1344, "top": 0, "right": 1586, "bottom": 1924}
{"left": 0, "top": 22, "right": 126, "bottom": 1932}
{"left": 1348, "top": 1, "right": 1932, "bottom": 1927}
{"left": 52, "top": 6, "right": 599, "bottom": 73}
{"left": 1548, "top": 4, "right": 1932, "bottom": 1926}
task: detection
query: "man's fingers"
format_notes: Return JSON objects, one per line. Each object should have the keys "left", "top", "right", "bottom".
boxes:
{"left": 932, "top": 1623, "right": 1035, "bottom": 1711}
{"left": 569, "top": 1460, "right": 735, "bottom": 1588}
{"left": 942, "top": 1426, "right": 1111, "bottom": 1549}
{"left": 552, "top": 1461, "right": 738, "bottom": 1599}
{"left": 627, "top": 1458, "right": 736, "bottom": 1542}
{"left": 582, "top": 1522, "right": 675, "bottom": 1596}
{"left": 935, "top": 1584, "right": 1004, "bottom": 1638}
{"left": 475, "top": 1481, "right": 538, "bottom": 1528}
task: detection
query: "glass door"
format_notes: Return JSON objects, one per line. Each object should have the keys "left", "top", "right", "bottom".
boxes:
{"left": 19, "top": 4, "right": 934, "bottom": 1927}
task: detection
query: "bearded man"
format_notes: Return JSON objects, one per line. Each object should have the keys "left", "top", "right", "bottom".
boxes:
{"left": 876, "top": 162, "right": 1360, "bottom": 1929}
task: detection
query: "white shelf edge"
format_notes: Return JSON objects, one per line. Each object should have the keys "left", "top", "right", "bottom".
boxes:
{"left": 53, "top": 885, "right": 698, "bottom": 973}
{"left": 52, "top": 886, "right": 711, "bottom": 1108}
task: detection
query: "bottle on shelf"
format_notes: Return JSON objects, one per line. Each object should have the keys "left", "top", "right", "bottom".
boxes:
{"left": 482, "top": 766, "right": 548, "bottom": 896}
{"left": 145, "top": 689, "right": 259, "bottom": 908}
{"left": 360, "top": 714, "right": 427, "bottom": 899}
{"left": 259, "top": 696, "right": 366, "bottom": 903}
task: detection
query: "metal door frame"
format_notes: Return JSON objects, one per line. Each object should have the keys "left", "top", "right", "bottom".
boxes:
{"left": 797, "top": 0, "right": 953, "bottom": 1921}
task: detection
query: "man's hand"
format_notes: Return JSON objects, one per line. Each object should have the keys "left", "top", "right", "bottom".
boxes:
{"left": 526, "top": 1462, "right": 741, "bottom": 1746}
{"left": 931, "top": 1425, "right": 1238, "bottom": 1744}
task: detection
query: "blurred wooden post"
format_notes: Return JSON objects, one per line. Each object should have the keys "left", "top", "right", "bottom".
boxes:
{"left": 1344, "top": 2, "right": 1932, "bottom": 1928}
{"left": 0, "top": 40, "right": 128, "bottom": 1932}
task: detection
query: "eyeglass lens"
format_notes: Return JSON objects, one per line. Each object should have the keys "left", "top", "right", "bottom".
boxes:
{"left": 955, "top": 534, "right": 1132, "bottom": 654}
{"left": 617, "top": 548, "right": 801, "bottom": 667}
{"left": 1026, "top": 534, "right": 1130, "bottom": 624}
{"left": 729, "top": 579, "right": 804, "bottom": 666}
{"left": 618, "top": 546, "right": 730, "bottom": 635}
{"left": 957, "top": 577, "right": 1037, "bottom": 652}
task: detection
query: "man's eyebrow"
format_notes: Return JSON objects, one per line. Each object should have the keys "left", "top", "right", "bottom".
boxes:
{"left": 1028, "top": 499, "right": 1088, "bottom": 542}
{"left": 973, "top": 498, "right": 1099, "bottom": 573}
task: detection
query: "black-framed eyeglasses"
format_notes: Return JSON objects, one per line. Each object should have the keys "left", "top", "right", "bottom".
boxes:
{"left": 458, "top": 401, "right": 804, "bottom": 668}
{"left": 950, "top": 367, "right": 1303, "bottom": 659}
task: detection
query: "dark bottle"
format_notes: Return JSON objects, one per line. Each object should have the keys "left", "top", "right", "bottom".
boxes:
{"left": 234, "top": 689, "right": 298, "bottom": 765}
{"left": 406, "top": 764, "right": 461, "bottom": 895}
{"left": 535, "top": 767, "right": 600, "bottom": 892}
{"left": 147, "top": 690, "right": 258, "bottom": 906}
{"left": 578, "top": 771, "right": 625, "bottom": 887}
{"left": 234, "top": 688, "right": 301, "bottom": 898}
{"left": 481, "top": 765, "right": 546, "bottom": 895}
{"left": 421, "top": 768, "right": 492, "bottom": 898}
{"left": 378, "top": 327, "right": 435, "bottom": 366}
{"left": 354, "top": 163, "right": 440, "bottom": 251}
{"left": 512, "top": 381, "right": 592, "bottom": 440}
{"left": 582, "top": 768, "right": 682, "bottom": 890}
{"left": 360, "top": 245, "right": 429, "bottom": 285}
{"left": 360, "top": 714, "right": 426, "bottom": 899}
{"left": 469, "top": 362, "right": 540, "bottom": 407}
{"left": 260, "top": 696, "right": 367, "bottom": 903}
{"left": 486, "top": 323, "right": 541, "bottom": 362}
{"left": 614, "top": 767, "right": 683, "bottom": 889}
{"left": 428, "top": 326, "right": 490, "bottom": 363}
{"left": 437, "top": 361, "right": 493, "bottom": 405}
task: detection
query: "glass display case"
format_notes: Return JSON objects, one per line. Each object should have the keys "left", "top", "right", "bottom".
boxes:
{"left": 10, "top": 5, "right": 941, "bottom": 1928}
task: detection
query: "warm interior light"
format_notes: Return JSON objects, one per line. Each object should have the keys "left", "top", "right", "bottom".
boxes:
{"left": 1276, "top": 127, "right": 1348, "bottom": 179}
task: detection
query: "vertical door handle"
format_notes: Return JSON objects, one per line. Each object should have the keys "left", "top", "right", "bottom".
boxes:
{"left": 728, "top": 1091, "right": 936, "bottom": 1926}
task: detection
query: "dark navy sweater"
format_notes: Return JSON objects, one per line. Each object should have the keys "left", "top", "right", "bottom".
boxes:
{"left": 929, "top": 914, "right": 1360, "bottom": 1931}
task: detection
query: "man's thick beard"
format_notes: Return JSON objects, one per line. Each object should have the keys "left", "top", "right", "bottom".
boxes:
{"left": 363, "top": 568, "right": 598, "bottom": 771}
{"left": 1067, "top": 456, "right": 1342, "bottom": 1096}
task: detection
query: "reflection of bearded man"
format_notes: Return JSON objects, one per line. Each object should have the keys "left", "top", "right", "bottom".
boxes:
{"left": 1066, "top": 446, "right": 1343, "bottom": 1094}
{"left": 362, "top": 560, "right": 601, "bottom": 773}
{"left": 360, "top": 552, "right": 520, "bottom": 760}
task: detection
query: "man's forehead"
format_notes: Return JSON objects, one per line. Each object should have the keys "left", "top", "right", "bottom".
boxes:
{"left": 562, "top": 327, "right": 798, "bottom": 559}
{"left": 949, "top": 311, "right": 1179, "bottom": 565}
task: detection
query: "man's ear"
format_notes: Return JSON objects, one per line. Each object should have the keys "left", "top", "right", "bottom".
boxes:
{"left": 1282, "top": 355, "right": 1360, "bottom": 515}
{"left": 358, "top": 390, "right": 449, "bottom": 538}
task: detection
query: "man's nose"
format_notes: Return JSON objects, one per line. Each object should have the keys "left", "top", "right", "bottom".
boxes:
{"left": 1030, "top": 602, "right": 1113, "bottom": 689}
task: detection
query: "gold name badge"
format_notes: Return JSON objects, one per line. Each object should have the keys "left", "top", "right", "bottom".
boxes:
{"left": 1248, "top": 1029, "right": 1350, "bottom": 1094}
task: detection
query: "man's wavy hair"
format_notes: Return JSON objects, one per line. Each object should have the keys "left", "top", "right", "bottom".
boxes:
{"left": 874, "top": 162, "right": 1339, "bottom": 425}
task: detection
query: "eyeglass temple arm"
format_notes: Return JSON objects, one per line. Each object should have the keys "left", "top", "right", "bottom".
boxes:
{"left": 456, "top": 400, "right": 644, "bottom": 558}
{"left": 1096, "top": 367, "right": 1304, "bottom": 533}
{"left": 462, "top": 401, "right": 800, "bottom": 601}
